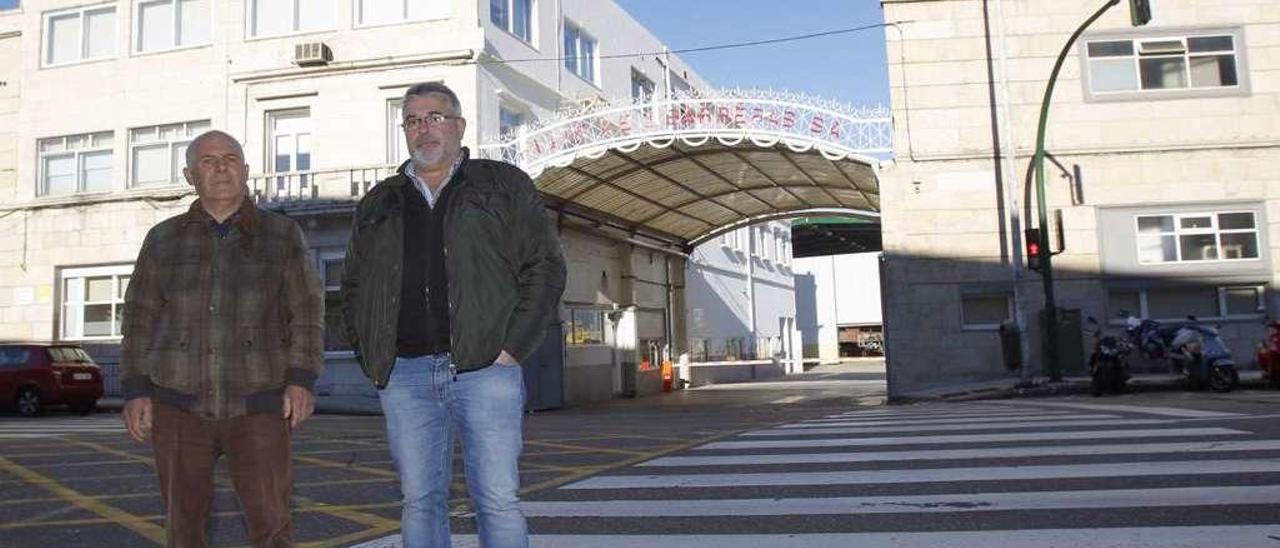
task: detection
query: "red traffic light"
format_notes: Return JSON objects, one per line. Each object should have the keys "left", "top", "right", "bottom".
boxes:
{"left": 1025, "top": 228, "right": 1043, "bottom": 272}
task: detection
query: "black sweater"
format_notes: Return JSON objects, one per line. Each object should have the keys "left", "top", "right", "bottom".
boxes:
{"left": 396, "top": 180, "right": 452, "bottom": 357}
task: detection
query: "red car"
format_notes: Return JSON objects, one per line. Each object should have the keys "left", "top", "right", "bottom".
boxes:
{"left": 0, "top": 343, "right": 104, "bottom": 416}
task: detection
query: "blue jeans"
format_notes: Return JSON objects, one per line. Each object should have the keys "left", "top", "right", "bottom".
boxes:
{"left": 379, "top": 354, "right": 528, "bottom": 548}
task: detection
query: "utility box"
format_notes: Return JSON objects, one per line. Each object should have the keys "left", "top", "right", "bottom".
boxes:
{"left": 1042, "top": 308, "right": 1086, "bottom": 377}
{"left": 998, "top": 321, "right": 1022, "bottom": 372}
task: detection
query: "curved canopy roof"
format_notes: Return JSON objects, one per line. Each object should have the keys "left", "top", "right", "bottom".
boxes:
{"left": 477, "top": 90, "right": 892, "bottom": 248}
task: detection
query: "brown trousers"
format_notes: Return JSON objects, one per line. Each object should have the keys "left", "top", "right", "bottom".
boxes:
{"left": 152, "top": 403, "right": 294, "bottom": 548}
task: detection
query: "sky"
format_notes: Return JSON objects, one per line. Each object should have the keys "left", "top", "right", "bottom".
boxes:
{"left": 0, "top": 1, "right": 17, "bottom": 10}
{"left": 614, "top": 0, "right": 891, "bottom": 108}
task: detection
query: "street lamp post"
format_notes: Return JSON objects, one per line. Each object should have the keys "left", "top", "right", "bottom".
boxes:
{"left": 1032, "top": 0, "right": 1148, "bottom": 381}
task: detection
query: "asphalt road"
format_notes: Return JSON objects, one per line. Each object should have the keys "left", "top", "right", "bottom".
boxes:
{"left": 5, "top": 362, "right": 1280, "bottom": 547}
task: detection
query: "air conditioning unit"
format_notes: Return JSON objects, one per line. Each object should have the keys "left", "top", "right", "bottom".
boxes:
{"left": 292, "top": 42, "right": 332, "bottom": 67}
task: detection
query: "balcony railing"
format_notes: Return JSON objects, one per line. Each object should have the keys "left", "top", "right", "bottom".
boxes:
{"left": 247, "top": 164, "right": 397, "bottom": 203}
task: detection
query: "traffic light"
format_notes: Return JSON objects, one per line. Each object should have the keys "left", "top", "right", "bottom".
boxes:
{"left": 1026, "top": 228, "right": 1043, "bottom": 272}
{"left": 1130, "top": 0, "right": 1152, "bottom": 26}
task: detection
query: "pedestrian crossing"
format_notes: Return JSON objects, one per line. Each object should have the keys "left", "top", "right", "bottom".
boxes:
{"left": 357, "top": 401, "right": 1280, "bottom": 547}
{"left": 0, "top": 415, "right": 125, "bottom": 439}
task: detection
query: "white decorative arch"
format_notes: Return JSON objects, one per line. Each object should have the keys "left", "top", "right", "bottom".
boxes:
{"left": 476, "top": 88, "right": 892, "bottom": 178}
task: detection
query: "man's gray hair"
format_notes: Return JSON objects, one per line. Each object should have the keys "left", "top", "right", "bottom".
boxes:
{"left": 403, "top": 82, "right": 462, "bottom": 116}
{"left": 185, "top": 130, "right": 245, "bottom": 168}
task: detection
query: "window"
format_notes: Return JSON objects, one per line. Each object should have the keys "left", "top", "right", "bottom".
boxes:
{"left": 39, "top": 131, "right": 114, "bottom": 196}
{"left": 48, "top": 346, "right": 94, "bottom": 363}
{"left": 631, "top": 70, "right": 655, "bottom": 103}
{"left": 961, "top": 292, "right": 1011, "bottom": 329}
{"left": 498, "top": 104, "right": 523, "bottom": 163}
{"left": 387, "top": 98, "right": 409, "bottom": 165}
{"left": 671, "top": 73, "right": 692, "bottom": 96}
{"left": 499, "top": 105, "right": 523, "bottom": 139}
{"left": 356, "top": 0, "right": 435, "bottom": 26}
{"left": 43, "top": 5, "right": 116, "bottom": 66}
{"left": 267, "top": 108, "right": 311, "bottom": 190}
{"left": 248, "top": 0, "right": 336, "bottom": 38}
{"left": 61, "top": 265, "right": 132, "bottom": 340}
{"left": 1135, "top": 211, "right": 1259, "bottom": 264}
{"left": 721, "top": 229, "right": 738, "bottom": 250}
{"left": 1108, "top": 285, "right": 1264, "bottom": 322}
{"left": 490, "top": 0, "right": 532, "bottom": 43}
{"left": 129, "top": 120, "right": 209, "bottom": 187}
{"left": 565, "top": 308, "right": 604, "bottom": 345}
{"left": 135, "top": 0, "right": 209, "bottom": 52}
{"left": 563, "top": 21, "right": 596, "bottom": 83}
{"left": 774, "top": 230, "right": 786, "bottom": 265}
{"left": 315, "top": 250, "right": 351, "bottom": 352}
{"left": 1, "top": 1, "right": 20, "bottom": 12}
{"left": 1084, "top": 30, "right": 1246, "bottom": 100}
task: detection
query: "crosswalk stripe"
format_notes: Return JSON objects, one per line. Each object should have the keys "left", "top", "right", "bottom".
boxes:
{"left": 563, "top": 458, "right": 1280, "bottom": 489}
{"left": 699, "top": 427, "right": 1249, "bottom": 450}
{"left": 830, "top": 408, "right": 1021, "bottom": 419}
{"left": 744, "top": 418, "right": 1170, "bottom": 436}
{"left": 780, "top": 413, "right": 1120, "bottom": 428}
{"left": 523, "top": 485, "right": 1280, "bottom": 516}
{"left": 804, "top": 410, "right": 1081, "bottom": 422}
{"left": 983, "top": 401, "right": 1245, "bottom": 418}
{"left": 641, "top": 439, "right": 1280, "bottom": 467}
{"left": 422, "top": 526, "right": 1280, "bottom": 548}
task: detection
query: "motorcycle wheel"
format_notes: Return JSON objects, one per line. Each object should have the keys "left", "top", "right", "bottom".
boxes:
{"left": 1110, "top": 365, "right": 1127, "bottom": 394}
{"left": 1091, "top": 367, "right": 1109, "bottom": 397}
{"left": 1208, "top": 366, "right": 1237, "bottom": 393}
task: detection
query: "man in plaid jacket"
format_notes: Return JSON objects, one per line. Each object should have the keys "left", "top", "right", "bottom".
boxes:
{"left": 120, "top": 130, "right": 324, "bottom": 547}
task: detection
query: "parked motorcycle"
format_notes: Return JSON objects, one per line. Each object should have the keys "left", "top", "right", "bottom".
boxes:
{"left": 1123, "top": 313, "right": 1238, "bottom": 392}
{"left": 1086, "top": 316, "right": 1130, "bottom": 396}
{"left": 1254, "top": 321, "right": 1280, "bottom": 388}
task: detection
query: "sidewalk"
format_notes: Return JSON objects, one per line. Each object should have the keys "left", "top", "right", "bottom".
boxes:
{"left": 897, "top": 368, "right": 1269, "bottom": 402}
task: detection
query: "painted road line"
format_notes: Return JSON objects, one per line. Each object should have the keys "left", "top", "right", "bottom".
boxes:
{"left": 356, "top": 526, "right": 1280, "bottom": 548}
{"left": 642, "top": 439, "right": 1280, "bottom": 467}
{"left": 698, "top": 427, "right": 1250, "bottom": 450}
{"left": 0, "top": 455, "right": 166, "bottom": 543}
{"left": 743, "top": 418, "right": 1170, "bottom": 436}
{"left": 564, "top": 459, "right": 1280, "bottom": 489}
{"left": 768, "top": 395, "right": 807, "bottom": 404}
{"left": 522, "top": 484, "right": 1280, "bottom": 516}
{"left": 983, "top": 401, "right": 1244, "bottom": 418}
{"left": 778, "top": 413, "right": 1120, "bottom": 428}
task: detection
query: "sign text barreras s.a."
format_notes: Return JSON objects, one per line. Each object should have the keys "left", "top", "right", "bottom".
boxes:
{"left": 476, "top": 90, "right": 893, "bottom": 175}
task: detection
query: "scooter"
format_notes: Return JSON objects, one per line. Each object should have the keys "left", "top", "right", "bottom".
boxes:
{"left": 1086, "top": 316, "right": 1130, "bottom": 396}
{"left": 1124, "top": 314, "right": 1239, "bottom": 392}
{"left": 1254, "top": 321, "right": 1280, "bottom": 388}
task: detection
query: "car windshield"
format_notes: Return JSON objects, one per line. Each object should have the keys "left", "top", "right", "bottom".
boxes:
{"left": 46, "top": 347, "right": 93, "bottom": 363}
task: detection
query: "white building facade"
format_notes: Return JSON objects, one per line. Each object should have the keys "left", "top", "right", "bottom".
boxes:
{"left": 684, "top": 221, "right": 801, "bottom": 386}
{"left": 792, "top": 251, "right": 884, "bottom": 363}
{"left": 0, "top": 0, "right": 804, "bottom": 407}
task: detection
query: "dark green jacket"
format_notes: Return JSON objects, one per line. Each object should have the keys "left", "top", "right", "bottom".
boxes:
{"left": 340, "top": 150, "right": 566, "bottom": 388}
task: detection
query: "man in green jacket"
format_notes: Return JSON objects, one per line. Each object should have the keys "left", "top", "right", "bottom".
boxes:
{"left": 341, "top": 82, "right": 566, "bottom": 548}
{"left": 121, "top": 130, "right": 325, "bottom": 547}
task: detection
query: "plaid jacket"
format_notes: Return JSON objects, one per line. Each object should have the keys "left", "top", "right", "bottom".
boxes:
{"left": 120, "top": 199, "right": 325, "bottom": 419}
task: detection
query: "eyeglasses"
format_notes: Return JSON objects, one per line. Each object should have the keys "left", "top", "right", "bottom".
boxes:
{"left": 401, "top": 112, "right": 462, "bottom": 131}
